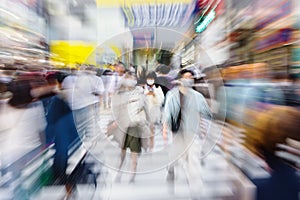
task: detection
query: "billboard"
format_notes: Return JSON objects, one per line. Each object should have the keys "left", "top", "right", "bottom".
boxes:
{"left": 50, "top": 41, "right": 96, "bottom": 67}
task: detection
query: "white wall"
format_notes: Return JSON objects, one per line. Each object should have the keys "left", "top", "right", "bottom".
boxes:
{"left": 97, "top": 7, "right": 132, "bottom": 46}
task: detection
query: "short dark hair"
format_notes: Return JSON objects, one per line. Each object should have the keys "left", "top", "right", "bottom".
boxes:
{"left": 102, "top": 69, "right": 112, "bottom": 76}
{"left": 146, "top": 71, "right": 157, "bottom": 79}
{"left": 46, "top": 71, "right": 67, "bottom": 84}
{"left": 176, "top": 69, "right": 195, "bottom": 79}
{"left": 155, "top": 64, "right": 170, "bottom": 74}
{"left": 8, "top": 79, "right": 33, "bottom": 107}
{"left": 46, "top": 72, "right": 58, "bottom": 85}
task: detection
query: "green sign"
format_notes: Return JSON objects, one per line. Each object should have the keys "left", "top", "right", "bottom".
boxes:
{"left": 195, "top": 10, "right": 216, "bottom": 33}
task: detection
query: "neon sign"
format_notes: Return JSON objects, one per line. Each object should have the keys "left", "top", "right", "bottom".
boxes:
{"left": 195, "top": 10, "right": 216, "bottom": 33}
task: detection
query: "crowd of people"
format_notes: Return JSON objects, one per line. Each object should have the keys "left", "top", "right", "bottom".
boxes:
{"left": 0, "top": 61, "right": 299, "bottom": 200}
{"left": 0, "top": 62, "right": 209, "bottom": 183}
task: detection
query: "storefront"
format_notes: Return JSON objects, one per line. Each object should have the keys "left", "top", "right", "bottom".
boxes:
{"left": 0, "top": 0, "right": 48, "bottom": 67}
{"left": 252, "top": 0, "right": 293, "bottom": 78}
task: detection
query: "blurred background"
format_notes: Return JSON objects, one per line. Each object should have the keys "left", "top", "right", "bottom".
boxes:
{"left": 0, "top": 0, "right": 299, "bottom": 200}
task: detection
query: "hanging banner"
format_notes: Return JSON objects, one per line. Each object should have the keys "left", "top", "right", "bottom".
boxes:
{"left": 97, "top": 0, "right": 193, "bottom": 7}
{"left": 122, "top": 1, "right": 195, "bottom": 28}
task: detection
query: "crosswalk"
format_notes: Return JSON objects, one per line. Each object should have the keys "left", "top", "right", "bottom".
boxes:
{"left": 31, "top": 111, "right": 255, "bottom": 200}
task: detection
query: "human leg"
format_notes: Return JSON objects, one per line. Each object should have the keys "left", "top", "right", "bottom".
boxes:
{"left": 129, "top": 152, "right": 138, "bottom": 183}
{"left": 115, "top": 149, "right": 126, "bottom": 182}
{"left": 149, "top": 124, "right": 155, "bottom": 151}
{"left": 185, "top": 139, "right": 203, "bottom": 199}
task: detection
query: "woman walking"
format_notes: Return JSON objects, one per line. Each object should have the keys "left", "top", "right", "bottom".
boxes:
{"left": 109, "top": 71, "right": 150, "bottom": 183}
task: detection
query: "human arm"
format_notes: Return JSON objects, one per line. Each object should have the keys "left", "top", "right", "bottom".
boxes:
{"left": 162, "top": 91, "right": 173, "bottom": 143}
{"left": 197, "top": 93, "right": 213, "bottom": 120}
{"left": 163, "top": 122, "right": 169, "bottom": 145}
{"left": 35, "top": 101, "right": 48, "bottom": 148}
{"left": 92, "top": 76, "right": 105, "bottom": 96}
{"left": 91, "top": 76, "right": 104, "bottom": 110}
{"left": 142, "top": 91, "right": 151, "bottom": 123}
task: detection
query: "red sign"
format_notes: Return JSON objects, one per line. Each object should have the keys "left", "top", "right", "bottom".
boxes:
{"left": 215, "top": 0, "right": 225, "bottom": 16}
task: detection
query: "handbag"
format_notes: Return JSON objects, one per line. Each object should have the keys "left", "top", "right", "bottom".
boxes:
{"left": 171, "top": 108, "right": 181, "bottom": 133}
{"left": 171, "top": 91, "right": 184, "bottom": 133}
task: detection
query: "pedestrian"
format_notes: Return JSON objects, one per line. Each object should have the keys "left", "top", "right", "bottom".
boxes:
{"left": 155, "top": 64, "right": 174, "bottom": 98}
{"left": 62, "top": 66, "right": 104, "bottom": 146}
{"left": 144, "top": 71, "right": 164, "bottom": 151}
{"left": 109, "top": 71, "right": 151, "bottom": 183}
{"left": 163, "top": 69, "right": 213, "bottom": 198}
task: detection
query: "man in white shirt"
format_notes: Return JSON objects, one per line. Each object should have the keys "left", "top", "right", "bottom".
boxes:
{"left": 62, "top": 66, "right": 104, "bottom": 145}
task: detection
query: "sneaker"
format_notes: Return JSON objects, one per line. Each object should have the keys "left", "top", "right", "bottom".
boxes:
{"left": 166, "top": 171, "right": 174, "bottom": 183}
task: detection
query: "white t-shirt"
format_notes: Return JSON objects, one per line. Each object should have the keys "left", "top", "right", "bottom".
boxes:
{"left": 144, "top": 85, "right": 164, "bottom": 123}
{"left": 0, "top": 101, "right": 47, "bottom": 166}
{"left": 62, "top": 72, "right": 104, "bottom": 110}
{"left": 106, "top": 73, "right": 124, "bottom": 94}
{"left": 144, "top": 85, "right": 164, "bottom": 107}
